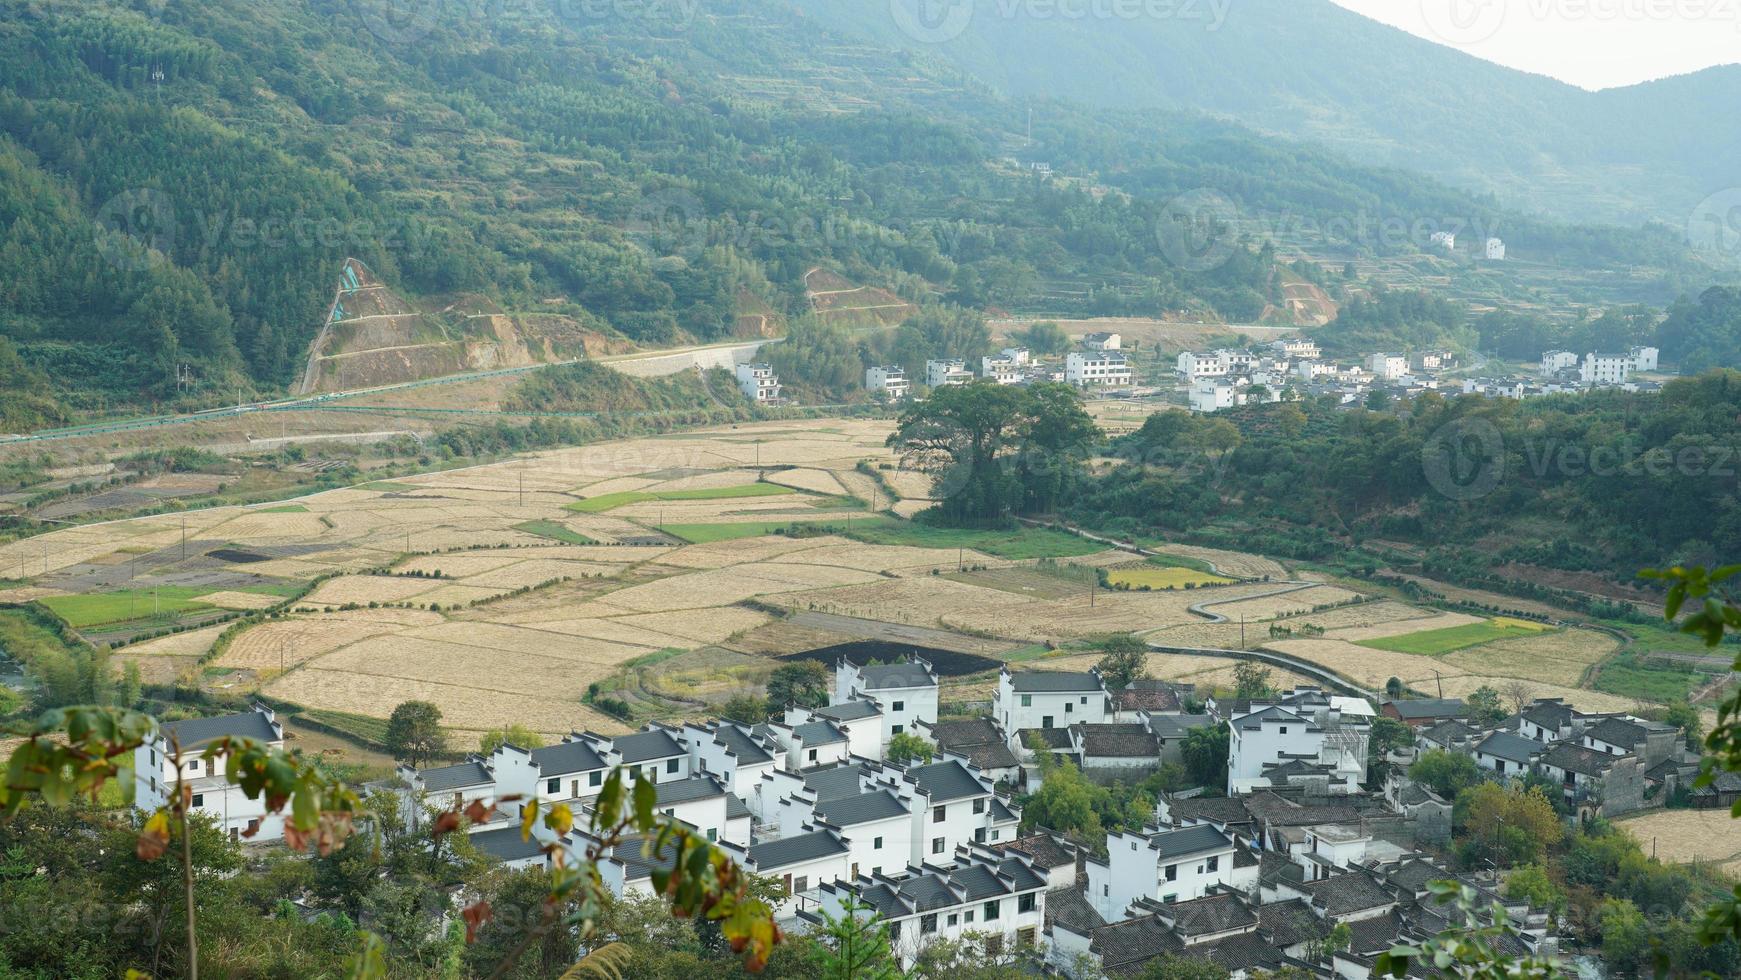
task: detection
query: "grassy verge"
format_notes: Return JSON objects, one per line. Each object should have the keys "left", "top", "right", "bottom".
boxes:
{"left": 1357, "top": 618, "right": 1552, "bottom": 656}
{"left": 255, "top": 504, "right": 309, "bottom": 514}
{"left": 514, "top": 520, "right": 596, "bottom": 545}
{"left": 662, "top": 517, "right": 898, "bottom": 543}
{"left": 297, "top": 708, "right": 392, "bottom": 746}
{"left": 842, "top": 523, "right": 1104, "bottom": 560}
{"left": 566, "top": 483, "right": 795, "bottom": 514}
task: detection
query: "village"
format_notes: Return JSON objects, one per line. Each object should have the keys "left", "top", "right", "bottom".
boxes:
{"left": 140, "top": 638, "right": 1723, "bottom": 978}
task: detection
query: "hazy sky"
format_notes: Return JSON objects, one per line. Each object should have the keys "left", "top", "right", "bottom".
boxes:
{"left": 1331, "top": 0, "right": 1741, "bottom": 89}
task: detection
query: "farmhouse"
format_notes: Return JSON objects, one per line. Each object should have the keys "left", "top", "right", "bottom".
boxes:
{"left": 134, "top": 705, "right": 287, "bottom": 842}
{"left": 1380, "top": 698, "right": 1466, "bottom": 728}
{"left": 833, "top": 655, "right": 939, "bottom": 749}
{"left": 997, "top": 667, "right": 1112, "bottom": 739}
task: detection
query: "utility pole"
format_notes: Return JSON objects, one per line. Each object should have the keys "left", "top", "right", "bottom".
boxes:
{"left": 1240, "top": 615, "right": 1246, "bottom": 648}
{"left": 181, "top": 515, "right": 187, "bottom": 561}
{"left": 519, "top": 470, "right": 525, "bottom": 508}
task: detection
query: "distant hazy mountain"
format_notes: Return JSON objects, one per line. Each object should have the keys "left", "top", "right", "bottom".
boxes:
{"left": 797, "top": 0, "right": 1741, "bottom": 224}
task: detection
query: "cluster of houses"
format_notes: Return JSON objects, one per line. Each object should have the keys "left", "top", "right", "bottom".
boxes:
{"left": 1429, "top": 232, "right": 1506, "bottom": 261}
{"left": 866, "top": 333, "right": 1136, "bottom": 401}
{"left": 1383, "top": 694, "right": 1714, "bottom": 820}
{"left": 160, "top": 647, "right": 1725, "bottom": 976}
{"left": 1457, "top": 346, "right": 1666, "bottom": 403}
{"left": 1179, "top": 339, "right": 1460, "bottom": 413}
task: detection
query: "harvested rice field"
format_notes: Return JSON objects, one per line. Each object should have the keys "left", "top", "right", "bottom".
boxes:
{"left": 9, "top": 417, "right": 1647, "bottom": 743}
{"left": 1104, "top": 563, "right": 1236, "bottom": 590}
{"left": 1617, "top": 810, "right": 1741, "bottom": 867}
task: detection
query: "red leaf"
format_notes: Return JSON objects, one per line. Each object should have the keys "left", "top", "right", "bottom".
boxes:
{"left": 431, "top": 810, "right": 462, "bottom": 839}
{"left": 463, "top": 799, "right": 494, "bottom": 825}
{"left": 461, "top": 900, "right": 493, "bottom": 943}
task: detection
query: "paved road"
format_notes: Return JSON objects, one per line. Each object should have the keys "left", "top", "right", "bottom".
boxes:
{"left": 0, "top": 339, "right": 778, "bottom": 446}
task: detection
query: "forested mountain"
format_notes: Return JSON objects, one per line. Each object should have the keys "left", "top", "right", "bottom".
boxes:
{"left": 802, "top": 0, "right": 1741, "bottom": 225}
{"left": 0, "top": 0, "right": 1728, "bottom": 425}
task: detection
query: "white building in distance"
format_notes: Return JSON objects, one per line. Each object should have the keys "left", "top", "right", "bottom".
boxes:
{"left": 1430, "top": 231, "right": 1456, "bottom": 253}
{"left": 1066, "top": 351, "right": 1134, "bottom": 387}
{"left": 1368, "top": 353, "right": 1409, "bottom": 381}
{"left": 1485, "top": 237, "right": 1506, "bottom": 260}
{"left": 1581, "top": 352, "right": 1632, "bottom": 385}
{"left": 982, "top": 355, "right": 1024, "bottom": 385}
{"left": 1176, "top": 352, "right": 1229, "bottom": 379}
{"left": 1082, "top": 332, "right": 1122, "bottom": 351}
{"left": 1630, "top": 346, "right": 1660, "bottom": 372}
{"left": 1278, "top": 338, "right": 1322, "bottom": 360}
{"left": 926, "top": 359, "right": 973, "bottom": 388}
{"left": 865, "top": 365, "right": 910, "bottom": 400}
{"left": 736, "top": 363, "right": 781, "bottom": 403}
{"left": 1540, "top": 350, "right": 1579, "bottom": 377}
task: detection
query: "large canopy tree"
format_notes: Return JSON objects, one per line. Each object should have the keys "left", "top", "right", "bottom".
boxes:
{"left": 887, "top": 380, "right": 1098, "bottom": 523}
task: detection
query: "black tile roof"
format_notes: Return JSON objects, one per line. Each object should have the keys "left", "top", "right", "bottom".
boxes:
{"left": 748, "top": 830, "right": 848, "bottom": 870}
{"left": 998, "top": 833, "right": 1075, "bottom": 870}
{"left": 1384, "top": 698, "right": 1466, "bottom": 720}
{"left": 951, "top": 742, "right": 1022, "bottom": 772}
{"left": 1345, "top": 909, "right": 1406, "bottom": 954}
{"left": 792, "top": 719, "right": 848, "bottom": 747}
{"left": 814, "top": 790, "right": 909, "bottom": 827}
{"left": 1418, "top": 719, "right": 1477, "bottom": 745}
{"left": 1302, "top": 871, "right": 1395, "bottom": 916}
{"left": 611, "top": 835, "right": 678, "bottom": 882}
{"left": 654, "top": 775, "right": 725, "bottom": 806}
{"left": 1584, "top": 717, "right": 1649, "bottom": 748}
{"left": 530, "top": 740, "right": 606, "bottom": 775}
{"left": 908, "top": 760, "right": 987, "bottom": 802}
{"left": 1114, "top": 681, "right": 1182, "bottom": 713}
{"left": 1521, "top": 700, "right": 1573, "bottom": 730}
{"left": 1257, "top": 898, "right": 1324, "bottom": 947}
{"left": 613, "top": 729, "right": 683, "bottom": 763}
{"left": 1148, "top": 714, "right": 1215, "bottom": 739}
{"left": 708, "top": 724, "right": 775, "bottom": 765}
{"left": 816, "top": 700, "right": 881, "bottom": 722}
{"left": 927, "top": 718, "right": 1003, "bottom": 749}
{"left": 1476, "top": 732, "right": 1544, "bottom": 764}
{"left": 1384, "top": 858, "right": 1451, "bottom": 894}
{"left": 469, "top": 826, "right": 547, "bottom": 864}
{"left": 418, "top": 760, "right": 493, "bottom": 792}
{"left": 1149, "top": 824, "right": 1231, "bottom": 859}
{"left": 1186, "top": 931, "right": 1284, "bottom": 973}
{"left": 1234, "top": 706, "right": 1312, "bottom": 731}
{"left": 1166, "top": 892, "right": 1255, "bottom": 937}
{"left": 1163, "top": 794, "right": 1253, "bottom": 827}
{"left": 727, "top": 795, "right": 751, "bottom": 820}
{"left": 803, "top": 763, "right": 866, "bottom": 802}
{"left": 1009, "top": 670, "right": 1101, "bottom": 693}
{"left": 1047, "top": 886, "right": 1106, "bottom": 935}
{"left": 1090, "top": 915, "right": 1184, "bottom": 971}
{"left": 1540, "top": 742, "right": 1627, "bottom": 777}
{"left": 1074, "top": 723, "right": 1160, "bottom": 758}
{"left": 159, "top": 710, "right": 278, "bottom": 750}
{"left": 856, "top": 661, "right": 935, "bottom": 690}
{"left": 1018, "top": 727, "right": 1073, "bottom": 750}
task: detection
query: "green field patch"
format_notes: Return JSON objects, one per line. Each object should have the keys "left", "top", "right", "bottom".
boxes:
{"left": 514, "top": 520, "right": 596, "bottom": 545}
{"left": 298, "top": 708, "right": 392, "bottom": 746}
{"left": 1357, "top": 618, "right": 1552, "bottom": 656}
{"left": 1107, "top": 565, "right": 1235, "bottom": 590}
{"left": 255, "top": 504, "right": 309, "bottom": 514}
{"left": 565, "top": 483, "right": 796, "bottom": 514}
{"left": 362, "top": 481, "right": 421, "bottom": 493}
{"left": 842, "top": 523, "right": 1102, "bottom": 560}
{"left": 663, "top": 517, "right": 898, "bottom": 543}
{"left": 1591, "top": 652, "right": 1702, "bottom": 703}
{"left": 37, "top": 586, "right": 218, "bottom": 628}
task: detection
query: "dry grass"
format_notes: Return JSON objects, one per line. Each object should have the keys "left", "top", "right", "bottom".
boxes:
{"left": 1327, "top": 611, "right": 1486, "bottom": 642}
{"left": 1617, "top": 810, "right": 1741, "bottom": 866}
{"left": 1443, "top": 629, "right": 1618, "bottom": 689}
{"left": 1202, "top": 586, "right": 1364, "bottom": 622}
{"left": 304, "top": 576, "right": 441, "bottom": 607}
{"left": 764, "top": 468, "right": 848, "bottom": 496}
{"left": 120, "top": 622, "right": 230, "bottom": 658}
{"left": 199, "top": 591, "right": 283, "bottom": 611}
{"left": 1152, "top": 544, "right": 1288, "bottom": 581}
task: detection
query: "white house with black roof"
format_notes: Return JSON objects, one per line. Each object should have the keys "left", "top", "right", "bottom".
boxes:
{"left": 679, "top": 721, "right": 780, "bottom": 801}
{"left": 1070, "top": 723, "right": 1162, "bottom": 773}
{"left": 753, "top": 760, "right": 868, "bottom": 826}
{"left": 762, "top": 715, "right": 851, "bottom": 769}
{"left": 134, "top": 705, "right": 286, "bottom": 841}
{"left": 483, "top": 737, "right": 610, "bottom": 818}
{"left": 919, "top": 717, "right": 1023, "bottom": 785}
{"left": 468, "top": 825, "right": 563, "bottom": 871}
{"left": 598, "top": 727, "right": 691, "bottom": 783}
{"left": 722, "top": 827, "right": 853, "bottom": 917}
{"left": 834, "top": 656, "right": 939, "bottom": 749}
{"left": 997, "top": 667, "right": 1112, "bottom": 741}
{"left": 396, "top": 757, "right": 497, "bottom": 831}
{"left": 793, "top": 701, "right": 882, "bottom": 761}
{"left": 1226, "top": 691, "right": 1370, "bottom": 795}
{"left": 1087, "top": 824, "right": 1241, "bottom": 921}
{"left": 798, "top": 788, "right": 913, "bottom": 880}
{"left": 813, "top": 844, "right": 1049, "bottom": 966}
{"left": 1472, "top": 731, "right": 1545, "bottom": 776}
{"left": 874, "top": 758, "right": 1020, "bottom": 866}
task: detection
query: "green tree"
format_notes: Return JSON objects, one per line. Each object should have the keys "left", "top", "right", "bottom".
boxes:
{"left": 766, "top": 661, "right": 829, "bottom": 710}
{"left": 1458, "top": 783, "right": 1563, "bottom": 868}
{"left": 1010, "top": 321, "right": 1069, "bottom": 356}
{"left": 1094, "top": 634, "right": 1150, "bottom": 691}
{"left": 479, "top": 724, "right": 545, "bottom": 755}
{"left": 1021, "top": 756, "right": 1104, "bottom": 840}
{"left": 1408, "top": 750, "right": 1481, "bottom": 799}
{"left": 1232, "top": 661, "right": 1271, "bottom": 700}
{"left": 721, "top": 694, "right": 770, "bottom": 724}
{"left": 384, "top": 701, "right": 447, "bottom": 768}
{"left": 887, "top": 731, "right": 936, "bottom": 766}
{"left": 1366, "top": 717, "right": 1414, "bottom": 785}
{"left": 812, "top": 900, "right": 902, "bottom": 980}
{"left": 1465, "top": 686, "right": 1507, "bottom": 727}
{"left": 1181, "top": 725, "right": 1230, "bottom": 790}
{"left": 887, "top": 382, "right": 1097, "bottom": 523}
{"left": 1503, "top": 864, "right": 1566, "bottom": 919}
